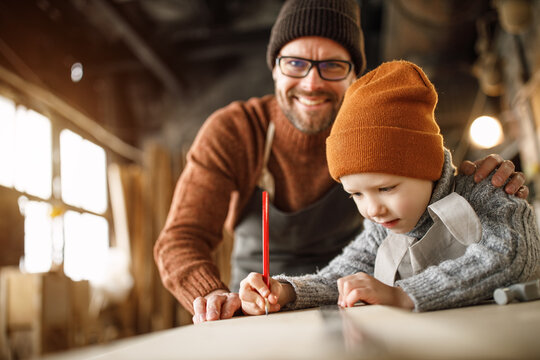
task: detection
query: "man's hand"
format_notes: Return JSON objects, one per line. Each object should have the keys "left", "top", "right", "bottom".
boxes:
{"left": 459, "top": 154, "right": 528, "bottom": 199}
{"left": 337, "top": 272, "right": 414, "bottom": 310}
{"left": 192, "top": 289, "right": 241, "bottom": 324}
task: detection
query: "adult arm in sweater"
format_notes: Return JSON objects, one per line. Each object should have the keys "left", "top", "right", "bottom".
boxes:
{"left": 153, "top": 101, "right": 265, "bottom": 313}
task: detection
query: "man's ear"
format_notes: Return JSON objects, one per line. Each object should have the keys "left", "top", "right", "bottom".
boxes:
{"left": 272, "top": 66, "right": 278, "bottom": 81}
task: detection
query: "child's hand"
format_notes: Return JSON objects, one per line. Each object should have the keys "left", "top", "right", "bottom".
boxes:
{"left": 239, "top": 272, "right": 283, "bottom": 315}
{"left": 337, "top": 272, "right": 414, "bottom": 310}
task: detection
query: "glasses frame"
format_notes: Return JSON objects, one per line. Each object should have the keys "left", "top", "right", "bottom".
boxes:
{"left": 276, "top": 56, "right": 354, "bottom": 81}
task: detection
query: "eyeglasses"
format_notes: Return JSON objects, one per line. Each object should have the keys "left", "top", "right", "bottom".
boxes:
{"left": 276, "top": 56, "right": 353, "bottom": 81}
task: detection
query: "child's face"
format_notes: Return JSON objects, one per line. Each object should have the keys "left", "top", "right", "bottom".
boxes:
{"left": 340, "top": 173, "right": 434, "bottom": 234}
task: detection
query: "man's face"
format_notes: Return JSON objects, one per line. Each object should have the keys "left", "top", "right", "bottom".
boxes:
{"left": 273, "top": 36, "right": 356, "bottom": 134}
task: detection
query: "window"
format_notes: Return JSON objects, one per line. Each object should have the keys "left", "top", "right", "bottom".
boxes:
{"left": 20, "top": 199, "right": 53, "bottom": 273}
{"left": 14, "top": 107, "right": 52, "bottom": 199}
{"left": 0, "top": 94, "right": 110, "bottom": 280}
{"left": 0, "top": 98, "right": 52, "bottom": 198}
{"left": 60, "top": 129, "right": 108, "bottom": 214}
{"left": 0, "top": 96, "right": 16, "bottom": 188}
{"left": 63, "top": 211, "right": 109, "bottom": 281}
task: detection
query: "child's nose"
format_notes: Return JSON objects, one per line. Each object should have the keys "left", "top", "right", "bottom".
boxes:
{"left": 366, "top": 198, "right": 385, "bottom": 218}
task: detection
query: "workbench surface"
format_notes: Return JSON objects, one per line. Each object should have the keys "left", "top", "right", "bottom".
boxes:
{"left": 42, "top": 300, "right": 540, "bottom": 360}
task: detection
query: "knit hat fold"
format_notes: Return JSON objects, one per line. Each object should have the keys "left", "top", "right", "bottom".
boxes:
{"left": 326, "top": 60, "right": 444, "bottom": 181}
{"left": 267, "top": 0, "right": 366, "bottom": 76}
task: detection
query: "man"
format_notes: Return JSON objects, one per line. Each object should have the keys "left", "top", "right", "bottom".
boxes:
{"left": 154, "top": 0, "right": 528, "bottom": 324}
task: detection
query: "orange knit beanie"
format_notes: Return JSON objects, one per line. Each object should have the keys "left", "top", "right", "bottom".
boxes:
{"left": 326, "top": 60, "right": 444, "bottom": 182}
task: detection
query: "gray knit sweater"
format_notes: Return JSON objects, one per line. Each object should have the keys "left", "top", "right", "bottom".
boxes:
{"left": 276, "top": 149, "right": 540, "bottom": 312}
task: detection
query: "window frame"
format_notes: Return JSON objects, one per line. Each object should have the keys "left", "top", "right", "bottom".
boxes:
{"left": 0, "top": 89, "right": 116, "bottom": 276}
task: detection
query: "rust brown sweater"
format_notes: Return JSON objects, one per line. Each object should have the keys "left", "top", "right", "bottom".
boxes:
{"left": 154, "top": 95, "right": 336, "bottom": 313}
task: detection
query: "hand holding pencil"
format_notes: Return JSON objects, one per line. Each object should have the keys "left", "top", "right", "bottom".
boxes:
{"left": 239, "top": 191, "right": 296, "bottom": 316}
{"left": 238, "top": 191, "right": 298, "bottom": 316}
{"left": 238, "top": 271, "right": 297, "bottom": 315}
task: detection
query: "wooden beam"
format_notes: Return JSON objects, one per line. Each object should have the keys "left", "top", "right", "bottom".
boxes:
{"left": 0, "top": 65, "right": 143, "bottom": 163}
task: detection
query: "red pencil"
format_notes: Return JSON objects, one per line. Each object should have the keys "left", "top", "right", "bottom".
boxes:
{"left": 262, "top": 191, "right": 270, "bottom": 315}
{"left": 262, "top": 191, "right": 270, "bottom": 288}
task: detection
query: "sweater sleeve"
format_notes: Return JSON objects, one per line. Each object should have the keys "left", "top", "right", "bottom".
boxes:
{"left": 153, "top": 100, "right": 264, "bottom": 313}
{"left": 397, "top": 173, "right": 540, "bottom": 312}
{"left": 274, "top": 219, "right": 387, "bottom": 310}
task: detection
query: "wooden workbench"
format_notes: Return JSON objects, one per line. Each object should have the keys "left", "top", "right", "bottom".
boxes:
{"left": 42, "top": 300, "right": 540, "bottom": 360}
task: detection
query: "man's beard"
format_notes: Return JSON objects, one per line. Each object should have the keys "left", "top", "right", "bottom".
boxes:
{"left": 277, "top": 88, "right": 342, "bottom": 134}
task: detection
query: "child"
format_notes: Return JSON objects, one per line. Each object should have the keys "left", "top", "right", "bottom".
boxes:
{"left": 239, "top": 60, "right": 540, "bottom": 314}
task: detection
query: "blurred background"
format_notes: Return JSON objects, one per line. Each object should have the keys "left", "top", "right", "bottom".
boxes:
{"left": 0, "top": 0, "right": 539, "bottom": 358}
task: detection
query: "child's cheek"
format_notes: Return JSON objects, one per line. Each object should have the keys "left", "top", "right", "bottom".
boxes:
{"left": 353, "top": 199, "right": 367, "bottom": 219}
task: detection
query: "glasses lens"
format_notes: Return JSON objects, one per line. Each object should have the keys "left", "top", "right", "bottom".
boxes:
{"left": 279, "top": 57, "right": 310, "bottom": 77}
{"left": 318, "top": 61, "right": 351, "bottom": 80}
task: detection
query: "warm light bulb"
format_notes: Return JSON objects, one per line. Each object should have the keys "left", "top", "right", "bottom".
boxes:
{"left": 71, "top": 62, "right": 83, "bottom": 82}
{"left": 469, "top": 115, "right": 504, "bottom": 149}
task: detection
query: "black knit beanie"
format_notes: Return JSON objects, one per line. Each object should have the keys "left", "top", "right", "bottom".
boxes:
{"left": 267, "top": 0, "right": 366, "bottom": 76}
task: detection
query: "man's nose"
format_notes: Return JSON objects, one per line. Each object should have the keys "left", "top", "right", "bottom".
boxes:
{"left": 299, "top": 66, "right": 325, "bottom": 91}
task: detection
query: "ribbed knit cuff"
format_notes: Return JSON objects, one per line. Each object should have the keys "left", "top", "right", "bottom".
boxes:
{"left": 175, "top": 266, "right": 229, "bottom": 314}
{"left": 274, "top": 277, "right": 304, "bottom": 310}
{"left": 397, "top": 274, "right": 449, "bottom": 312}
{"left": 275, "top": 275, "right": 338, "bottom": 310}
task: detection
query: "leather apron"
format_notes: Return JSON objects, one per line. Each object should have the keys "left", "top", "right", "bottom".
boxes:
{"left": 374, "top": 192, "right": 483, "bottom": 286}
{"left": 231, "top": 123, "right": 363, "bottom": 291}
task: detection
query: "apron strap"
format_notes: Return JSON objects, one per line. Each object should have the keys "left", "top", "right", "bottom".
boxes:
{"left": 257, "top": 122, "right": 276, "bottom": 201}
{"left": 374, "top": 233, "right": 414, "bottom": 286}
{"left": 427, "top": 192, "right": 482, "bottom": 246}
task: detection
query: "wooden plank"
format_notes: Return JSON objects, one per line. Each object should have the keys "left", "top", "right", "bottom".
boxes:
{"left": 0, "top": 267, "right": 12, "bottom": 359}
{"left": 41, "top": 273, "right": 70, "bottom": 354}
{"left": 143, "top": 142, "right": 175, "bottom": 330}
{"left": 127, "top": 165, "right": 148, "bottom": 334}
{"left": 69, "top": 279, "right": 91, "bottom": 348}
{"left": 107, "top": 163, "right": 131, "bottom": 257}
{"left": 6, "top": 270, "right": 39, "bottom": 330}
{"left": 5, "top": 269, "right": 41, "bottom": 357}
{"left": 0, "top": 187, "right": 24, "bottom": 266}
